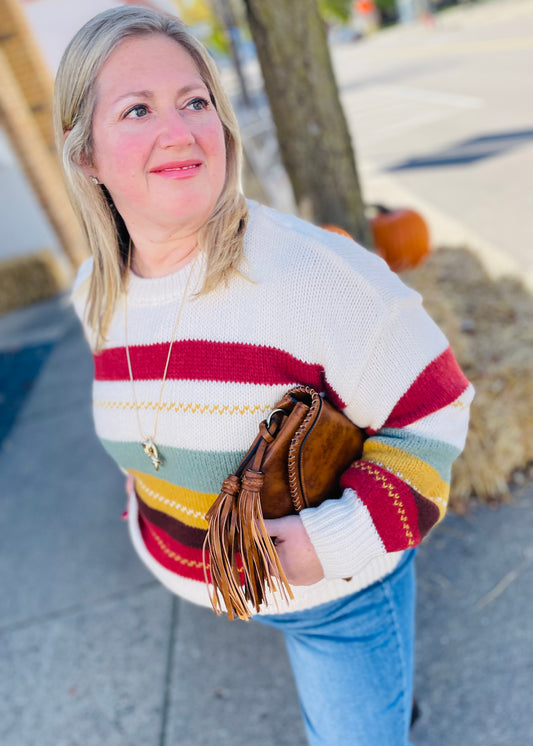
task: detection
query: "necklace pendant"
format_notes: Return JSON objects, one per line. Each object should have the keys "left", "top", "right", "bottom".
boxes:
{"left": 142, "top": 439, "right": 162, "bottom": 471}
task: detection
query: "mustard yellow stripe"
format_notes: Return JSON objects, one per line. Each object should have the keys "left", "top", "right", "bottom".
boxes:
{"left": 95, "top": 400, "right": 272, "bottom": 416}
{"left": 363, "top": 441, "right": 449, "bottom": 518}
{"left": 130, "top": 469, "right": 215, "bottom": 529}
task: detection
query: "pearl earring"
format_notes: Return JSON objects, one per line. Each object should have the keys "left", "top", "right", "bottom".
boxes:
{"left": 90, "top": 176, "right": 99, "bottom": 185}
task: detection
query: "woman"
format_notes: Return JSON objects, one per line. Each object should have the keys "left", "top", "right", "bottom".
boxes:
{"left": 54, "top": 6, "right": 473, "bottom": 745}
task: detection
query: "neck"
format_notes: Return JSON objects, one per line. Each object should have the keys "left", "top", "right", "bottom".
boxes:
{"left": 129, "top": 234, "right": 200, "bottom": 278}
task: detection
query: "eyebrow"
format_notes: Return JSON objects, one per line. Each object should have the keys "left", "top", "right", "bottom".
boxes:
{"left": 111, "top": 83, "right": 207, "bottom": 106}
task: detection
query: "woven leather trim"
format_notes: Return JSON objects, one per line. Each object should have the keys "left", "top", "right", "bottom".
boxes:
{"left": 287, "top": 386, "right": 322, "bottom": 512}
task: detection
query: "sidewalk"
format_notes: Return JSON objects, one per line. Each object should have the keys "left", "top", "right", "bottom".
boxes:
{"left": 0, "top": 295, "right": 531, "bottom": 746}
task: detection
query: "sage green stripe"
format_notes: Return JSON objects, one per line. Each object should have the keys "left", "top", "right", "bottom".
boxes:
{"left": 370, "top": 428, "right": 461, "bottom": 481}
{"left": 101, "top": 438, "right": 245, "bottom": 493}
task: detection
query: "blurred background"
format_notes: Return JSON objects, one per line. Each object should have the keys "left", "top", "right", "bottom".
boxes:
{"left": 0, "top": 1, "right": 532, "bottom": 744}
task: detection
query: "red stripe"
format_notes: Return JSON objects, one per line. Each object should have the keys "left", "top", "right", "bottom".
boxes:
{"left": 139, "top": 512, "right": 210, "bottom": 582}
{"left": 94, "top": 339, "right": 347, "bottom": 406}
{"left": 376, "top": 347, "right": 469, "bottom": 432}
{"left": 340, "top": 462, "right": 421, "bottom": 551}
{"left": 324, "top": 379, "right": 346, "bottom": 411}
{"left": 138, "top": 512, "right": 246, "bottom": 586}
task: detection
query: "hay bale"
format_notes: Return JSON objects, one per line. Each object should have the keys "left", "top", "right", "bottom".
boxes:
{"left": 0, "top": 250, "right": 68, "bottom": 314}
{"left": 402, "top": 247, "right": 533, "bottom": 510}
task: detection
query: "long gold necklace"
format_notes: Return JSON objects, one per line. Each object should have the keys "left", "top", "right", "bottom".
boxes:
{"left": 124, "top": 243, "right": 198, "bottom": 471}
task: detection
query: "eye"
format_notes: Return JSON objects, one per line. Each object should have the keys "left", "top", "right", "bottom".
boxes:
{"left": 123, "top": 104, "right": 149, "bottom": 119}
{"left": 186, "top": 97, "right": 209, "bottom": 112}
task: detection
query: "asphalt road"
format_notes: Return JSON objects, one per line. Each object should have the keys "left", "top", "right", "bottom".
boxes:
{"left": 333, "top": 0, "right": 533, "bottom": 273}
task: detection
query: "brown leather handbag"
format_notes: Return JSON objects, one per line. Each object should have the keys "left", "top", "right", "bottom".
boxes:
{"left": 203, "top": 386, "right": 365, "bottom": 620}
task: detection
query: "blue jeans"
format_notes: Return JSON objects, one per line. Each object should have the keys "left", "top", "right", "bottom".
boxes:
{"left": 256, "top": 550, "right": 416, "bottom": 746}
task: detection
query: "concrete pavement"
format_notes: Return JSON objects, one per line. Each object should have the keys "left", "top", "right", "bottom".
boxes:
{"left": 1, "top": 295, "right": 531, "bottom": 746}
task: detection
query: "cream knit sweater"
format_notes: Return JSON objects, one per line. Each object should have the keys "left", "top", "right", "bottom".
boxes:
{"left": 73, "top": 201, "right": 473, "bottom": 614}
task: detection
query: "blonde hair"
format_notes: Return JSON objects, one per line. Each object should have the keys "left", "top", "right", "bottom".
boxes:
{"left": 53, "top": 5, "right": 248, "bottom": 349}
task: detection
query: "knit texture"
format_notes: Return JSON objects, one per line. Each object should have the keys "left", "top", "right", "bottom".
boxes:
{"left": 72, "top": 201, "right": 473, "bottom": 614}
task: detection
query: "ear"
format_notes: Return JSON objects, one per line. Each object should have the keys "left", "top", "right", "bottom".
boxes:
{"left": 64, "top": 129, "right": 98, "bottom": 180}
{"left": 79, "top": 151, "right": 97, "bottom": 179}
{"left": 79, "top": 161, "right": 97, "bottom": 179}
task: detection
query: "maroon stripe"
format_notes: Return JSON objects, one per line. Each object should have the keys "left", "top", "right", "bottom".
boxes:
{"left": 138, "top": 513, "right": 209, "bottom": 583}
{"left": 136, "top": 494, "right": 206, "bottom": 548}
{"left": 138, "top": 510, "right": 245, "bottom": 586}
{"left": 413, "top": 490, "right": 441, "bottom": 538}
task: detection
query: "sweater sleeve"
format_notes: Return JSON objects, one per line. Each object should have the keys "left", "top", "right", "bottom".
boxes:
{"left": 300, "top": 291, "right": 474, "bottom": 580}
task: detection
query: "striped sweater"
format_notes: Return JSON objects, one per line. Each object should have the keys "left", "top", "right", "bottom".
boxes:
{"left": 73, "top": 201, "right": 473, "bottom": 614}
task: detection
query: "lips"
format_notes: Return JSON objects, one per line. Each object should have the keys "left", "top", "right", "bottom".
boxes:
{"left": 150, "top": 159, "right": 202, "bottom": 174}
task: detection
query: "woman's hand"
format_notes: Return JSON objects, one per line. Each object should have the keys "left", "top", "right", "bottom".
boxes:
{"left": 262, "top": 514, "right": 325, "bottom": 586}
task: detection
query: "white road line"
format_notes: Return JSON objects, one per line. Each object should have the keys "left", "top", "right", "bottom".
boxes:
{"left": 360, "top": 109, "right": 456, "bottom": 145}
{"left": 373, "top": 85, "right": 484, "bottom": 109}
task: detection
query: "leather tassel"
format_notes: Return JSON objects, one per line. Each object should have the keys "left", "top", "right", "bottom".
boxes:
{"left": 204, "top": 476, "right": 250, "bottom": 621}
{"left": 236, "top": 470, "right": 294, "bottom": 615}
{"left": 204, "top": 471, "right": 294, "bottom": 621}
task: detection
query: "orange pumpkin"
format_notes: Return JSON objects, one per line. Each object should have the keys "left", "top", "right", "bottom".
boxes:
{"left": 321, "top": 224, "right": 354, "bottom": 239}
{"left": 369, "top": 206, "right": 431, "bottom": 272}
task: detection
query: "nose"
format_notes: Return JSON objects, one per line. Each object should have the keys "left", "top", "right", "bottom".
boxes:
{"left": 158, "top": 108, "right": 195, "bottom": 148}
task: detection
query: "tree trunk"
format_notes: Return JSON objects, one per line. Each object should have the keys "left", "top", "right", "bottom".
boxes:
{"left": 243, "top": 0, "right": 372, "bottom": 246}
{"left": 211, "top": 0, "right": 252, "bottom": 107}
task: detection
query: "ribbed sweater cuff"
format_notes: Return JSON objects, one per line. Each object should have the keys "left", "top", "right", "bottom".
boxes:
{"left": 299, "top": 488, "right": 386, "bottom": 579}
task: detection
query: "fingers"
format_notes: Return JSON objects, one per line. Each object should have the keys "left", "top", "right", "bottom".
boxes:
{"left": 262, "top": 517, "right": 286, "bottom": 544}
{"left": 262, "top": 515, "right": 325, "bottom": 586}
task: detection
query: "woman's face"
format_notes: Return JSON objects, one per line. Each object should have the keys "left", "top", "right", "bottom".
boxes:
{"left": 88, "top": 33, "right": 226, "bottom": 239}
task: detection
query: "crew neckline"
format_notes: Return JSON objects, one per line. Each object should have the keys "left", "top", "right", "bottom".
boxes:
{"left": 125, "top": 249, "right": 207, "bottom": 306}
{"left": 124, "top": 201, "right": 261, "bottom": 306}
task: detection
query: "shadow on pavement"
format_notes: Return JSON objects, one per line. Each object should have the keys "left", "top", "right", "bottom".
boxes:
{"left": 389, "top": 128, "right": 533, "bottom": 170}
